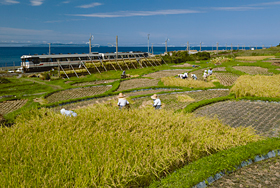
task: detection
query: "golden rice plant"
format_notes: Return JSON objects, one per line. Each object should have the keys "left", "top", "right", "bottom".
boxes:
{"left": 235, "top": 56, "right": 274, "bottom": 61}
{"left": 177, "top": 95, "right": 195, "bottom": 102}
{"left": 161, "top": 77, "right": 215, "bottom": 88}
{"left": 231, "top": 75, "right": 280, "bottom": 98}
{"left": 0, "top": 104, "right": 261, "bottom": 187}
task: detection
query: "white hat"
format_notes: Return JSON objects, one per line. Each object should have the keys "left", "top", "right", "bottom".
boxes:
{"left": 118, "top": 93, "right": 126, "bottom": 98}
{"left": 204, "top": 70, "right": 207, "bottom": 73}
{"left": 151, "top": 94, "right": 158, "bottom": 99}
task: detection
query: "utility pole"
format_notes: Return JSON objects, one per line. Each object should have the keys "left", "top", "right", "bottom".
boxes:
{"left": 147, "top": 34, "right": 150, "bottom": 54}
{"left": 256, "top": 45, "right": 257, "bottom": 50}
{"left": 151, "top": 43, "right": 154, "bottom": 55}
{"left": 231, "top": 43, "right": 233, "bottom": 54}
{"left": 165, "top": 39, "right": 168, "bottom": 54}
{"left": 237, "top": 44, "right": 239, "bottom": 50}
{"left": 262, "top": 45, "right": 264, "bottom": 49}
{"left": 200, "top": 41, "right": 202, "bottom": 52}
{"left": 216, "top": 42, "right": 219, "bottom": 54}
{"left": 48, "top": 43, "right": 51, "bottom": 55}
{"left": 89, "top": 34, "right": 92, "bottom": 54}
{"left": 116, "top": 36, "right": 118, "bottom": 61}
{"left": 187, "top": 41, "right": 189, "bottom": 51}
{"left": 226, "top": 43, "right": 227, "bottom": 51}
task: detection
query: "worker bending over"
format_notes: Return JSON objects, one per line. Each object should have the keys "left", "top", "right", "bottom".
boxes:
{"left": 117, "top": 93, "right": 129, "bottom": 109}
{"left": 151, "top": 94, "right": 161, "bottom": 110}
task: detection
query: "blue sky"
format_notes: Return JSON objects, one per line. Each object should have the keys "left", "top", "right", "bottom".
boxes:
{"left": 0, "top": 0, "right": 280, "bottom": 47}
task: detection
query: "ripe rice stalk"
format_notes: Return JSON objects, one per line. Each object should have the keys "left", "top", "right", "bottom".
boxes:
{"left": 0, "top": 105, "right": 261, "bottom": 187}
{"left": 161, "top": 77, "right": 215, "bottom": 88}
{"left": 230, "top": 75, "right": 280, "bottom": 98}
{"left": 235, "top": 56, "right": 275, "bottom": 61}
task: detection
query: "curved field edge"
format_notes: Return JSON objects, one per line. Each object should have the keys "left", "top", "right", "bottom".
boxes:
{"left": 149, "top": 137, "right": 280, "bottom": 188}
{"left": 182, "top": 95, "right": 280, "bottom": 113}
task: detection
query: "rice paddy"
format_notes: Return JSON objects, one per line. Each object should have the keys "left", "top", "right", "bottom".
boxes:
{"left": 235, "top": 56, "right": 275, "bottom": 61}
{"left": 1, "top": 53, "right": 280, "bottom": 187}
{"left": 233, "top": 66, "right": 272, "bottom": 75}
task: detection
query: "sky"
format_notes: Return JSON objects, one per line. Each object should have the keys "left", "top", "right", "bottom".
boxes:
{"left": 0, "top": 0, "right": 280, "bottom": 47}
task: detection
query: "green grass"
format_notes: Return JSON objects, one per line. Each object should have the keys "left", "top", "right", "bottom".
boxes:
{"left": 149, "top": 137, "right": 280, "bottom": 188}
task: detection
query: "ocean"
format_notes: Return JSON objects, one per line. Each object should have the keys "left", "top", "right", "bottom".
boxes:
{"left": 0, "top": 46, "right": 252, "bottom": 67}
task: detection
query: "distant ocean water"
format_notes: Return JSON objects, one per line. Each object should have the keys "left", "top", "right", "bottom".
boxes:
{"left": 0, "top": 46, "right": 252, "bottom": 67}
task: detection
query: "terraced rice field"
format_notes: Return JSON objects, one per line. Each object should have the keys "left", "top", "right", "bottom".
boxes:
{"left": 233, "top": 66, "right": 272, "bottom": 75}
{"left": 117, "top": 78, "right": 159, "bottom": 91}
{"left": 133, "top": 89, "right": 230, "bottom": 110}
{"left": 172, "top": 63, "right": 193, "bottom": 67}
{"left": 214, "top": 72, "right": 240, "bottom": 86}
{"left": 209, "top": 155, "right": 280, "bottom": 188}
{"left": 0, "top": 99, "right": 28, "bottom": 115}
{"left": 51, "top": 88, "right": 181, "bottom": 111}
{"left": 195, "top": 100, "right": 280, "bottom": 137}
{"left": 46, "top": 85, "right": 112, "bottom": 103}
{"left": 143, "top": 69, "right": 192, "bottom": 79}
{"left": 72, "top": 79, "right": 118, "bottom": 87}
{"left": 212, "top": 67, "right": 226, "bottom": 71}
{"left": 235, "top": 56, "right": 274, "bottom": 61}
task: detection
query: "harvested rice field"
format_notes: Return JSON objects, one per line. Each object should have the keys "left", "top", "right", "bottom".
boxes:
{"left": 214, "top": 72, "right": 240, "bottom": 86}
{"left": 133, "top": 89, "right": 230, "bottom": 110}
{"left": 46, "top": 85, "right": 112, "bottom": 103}
{"left": 212, "top": 67, "right": 226, "bottom": 71}
{"left": 209, "top": 155, "right": 280, "bottom": 188}
{"left": 195, "top": 100, "right": 280, "bottom": 137}
{"left": 172, "top": 63, "right": 193, "bottom": 67}
{"left": 0, "top": 99, "right": 28, "bottom": 115}
{"left": 72, "top": 79, "right": 118, "bottom": 86}
{"left": 235, "top": 56, "right": 274, "bottom": 61}
{"left": 117, "top": 78, "right": 159, "bottom": 91}
{"left": 51, "top": 89, "right": 181, "bottom": 111}
{"left": 233, "top": 66, "right": 272, "bottom": 75}
{"left": 143, "top": 69, "right": 192, "bottom": 79}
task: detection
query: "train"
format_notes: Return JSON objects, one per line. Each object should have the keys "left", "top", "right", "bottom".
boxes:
{"left": 20, "top": 51, "right": 149, "bottom": 72}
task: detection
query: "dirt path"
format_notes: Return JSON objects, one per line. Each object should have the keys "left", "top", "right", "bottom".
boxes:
{"left": 22, "top": 78, "right": 63, "bottom": 90}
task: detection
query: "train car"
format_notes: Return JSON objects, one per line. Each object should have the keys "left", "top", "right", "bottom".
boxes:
{"left": 20, "top": 52, "right": 148, "bottom": 72}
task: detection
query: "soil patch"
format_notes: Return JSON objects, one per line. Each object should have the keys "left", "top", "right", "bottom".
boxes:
{"left": 172, "top": 63, "right": 193, "bottom": 68}
{"left": 72, "top": 79, "right": 119, "bottom": 87}
{"left": 46, "top": 85, "right": 112, "bottom": 103}
{"left": 117, "top": 78, "right": 159, "bottom": 91}
{"left": 133, "top": 90, "right": 230, "bottom": 110}
{"left": 143, "top": 69, "right": 192, "bottom": 79}
{"left": 212, "top": 67, "right": 226, "bottom": 71}
{"left": 233, "top": 66, "right": 272, "bottom": 75}
{"left": 0, "top": 99, "right": 28, "bottom": 115}
{"left": 209, "top": 156, "right": 280, "bottom": 188}
{"left": 195, "top": 100, "right": 280, "bottom": 137}
{"left": 214, "top": 73, "right": 240, "bottom": 86}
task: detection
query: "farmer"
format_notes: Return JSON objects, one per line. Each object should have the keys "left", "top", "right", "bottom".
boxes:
{"left": 117, "top": 93, "right": 129, "bottom": 110}
{"left": 177, "top": 74, "right": 183, "bottom": 79}
{"left": 121, "top": 70, "right": 126, "bottom": 79}
{"left": 60, "top": 108, "right": 77, "bottom": 117}
{"left": 151, "top": 94, "right": 161, "bottom": 110}
{"left": 203, "top": 70, "right": 208, "bottom": 81}
{"left": 182, "top": 72, "right": 188, "bottom": 79}
{"left": 191, "top": 74, "right": 197, "bottom": 80}
{"left": 208, "top": 68, "right": 213, "bottom": 75}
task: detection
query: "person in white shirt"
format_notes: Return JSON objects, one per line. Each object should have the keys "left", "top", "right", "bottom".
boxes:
{"left": 203, "top": 70, "right": 209, "bottom": 81}
{"left": 117, "top": 93, "right": 129, "bottom": 109}
{"left": 151, "top": 94, "right": 161, "bottom": 110}
{"left": 208, "top": 68, "right": 213, "bottom": 75}
{"left": 178, "top": 74, "right": 184, "bottom": 79}
{"left": 191, "top": 74, "right": 197, "bottom": 80}
{"left": 182, "top": 72, "right": 188, "bottom": 79}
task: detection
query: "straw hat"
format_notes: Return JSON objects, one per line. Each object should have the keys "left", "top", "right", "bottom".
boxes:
{"left": 151, "top": 94, "right": 158, "bottom": 99}
{"left": 118, "top": 93, "right": 126, "bottom": 98}
{"left": 204, "top": 70, "right": 207, "bottom": 73}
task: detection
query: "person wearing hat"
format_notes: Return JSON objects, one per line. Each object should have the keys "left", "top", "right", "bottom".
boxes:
{"left": 203, "top": 70, "right": 208, "bottom": 81}
{"left": 117, "top": 93, "right": 129, "bottom": 109}
{"left": 191, "top": 73, "right": 197, "bottom": 80}
{"left": 151, "top": 94, "right": 161, "bottom": 110}
{"left": 208, "top": 68, "right": 213, "bottom": 75}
